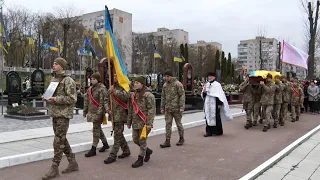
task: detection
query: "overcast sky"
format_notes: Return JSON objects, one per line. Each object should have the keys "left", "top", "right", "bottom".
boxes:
{"left": 5, "top": 0, "right": 306, "bottom": 57}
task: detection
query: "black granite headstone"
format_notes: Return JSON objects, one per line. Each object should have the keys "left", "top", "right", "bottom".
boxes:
{"left": 146, "top": 75, "right": 152, "bottom": 87}
{"left": 31, "top": 69, "right": 45, "bottom": 95}
{"left": 157, "top": 73, "right": 164, "bottom": 92}
{"left": 6, "top": 71, "right": 22, "bottom": 106}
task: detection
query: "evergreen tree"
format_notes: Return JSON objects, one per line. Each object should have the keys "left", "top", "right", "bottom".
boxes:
{"left": 214, "top": 50, "right": 220, "bottom": 71}
{"left": 231, "top": 63, "right": 235, "bottom": 81}
{"left": 184, "top": 43, "right": 189, "bottom": 63}
{"left": 179, "top": 44, "right": 185, "bottom": 81}
{"left": 221, "top": 57, "right": 227, "bottom": 77}
{"left": 227, "top": 53, "right": 232, "bottom": 75}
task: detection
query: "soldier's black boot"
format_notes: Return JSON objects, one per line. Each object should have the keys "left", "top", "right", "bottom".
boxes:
{"left": 176, "top": 137, "right": 184, "bottom": 146}
{"left": 104, "top": 156, "right": 116, "bottom": 164}
{"left": 267, "top": 124, "right": 271, "bottom": 129}
{"left": 244, "top": 122, "right": 252, "bottom": 129}
{"left": 252, "top": 121, "right": 257, "bottom": 126}
{"left": 118, "top": 151, "right": 131, "bottom": 159}
{"left": 85, "top": 146, "right": 96, "bottom": 157}
{"left": 262, "top": 126, "right": 268, "bottom": 132}
{"left": 160, "top": 139, "right": 171, "bottom": 148}
{"left": 273, "top": 123, "right": 277, "bottom": 128}
{"left": 144, "top": 148, "right": 153, "bottom": 162}
{"left": 280, "top": 121, "right": 284, "bottom": 126}
{"left": 132, "top": 155, "right": 144, "bottom": 168}
{"left": 259, "top": 119, "right": 263, "bottom": 124}
{"left": 99, "top": 142, "right": 110, "bottom": 152}
{"left": 296, "top": 116, "right": 300, "bottom": 121}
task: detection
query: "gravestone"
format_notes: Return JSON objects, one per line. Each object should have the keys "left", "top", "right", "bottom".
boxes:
{"left": 85, "top": 67, "right": 93, "bottom": 87}
{"left": 157, "top": 73, "right": 164, "bottom": 92}
{"left": 146, "top": 75, "right": 152, "bottom": 87}
{"left": 31, "top": 69, "right": 45, "bottom": 96}
{"left": 98, "top": 58, "right": 115, "bottom": 89}
{"left": 183, "top": 63, "right": 194, "bottom": 92}
{"left": 6, "top": 71, "right": 22, "bottom": 106}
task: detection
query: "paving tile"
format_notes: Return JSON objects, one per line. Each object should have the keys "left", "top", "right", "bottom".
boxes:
{"left": 282, "top": 174, "right": 306, "bottom": 180}
{"left": 288, "top": 169, "right": 313, "bottom": 179}
{"left": 275, "top": 156, "right": 302, "bottom": 169}
{"left": 259, "top": 166, "right": 288, "bottom": 179}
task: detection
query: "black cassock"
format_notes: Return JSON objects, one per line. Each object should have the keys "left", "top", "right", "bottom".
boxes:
{"left": 203, "top": 92, "right": 223, "bottom": 136}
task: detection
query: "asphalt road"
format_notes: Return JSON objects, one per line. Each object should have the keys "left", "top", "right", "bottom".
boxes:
{"left": 1, "top": 113, "right": 319, "bottom": 180}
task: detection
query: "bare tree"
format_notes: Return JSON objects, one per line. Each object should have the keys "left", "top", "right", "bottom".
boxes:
{"left": 54, "top": 5, "right": 82, "bottom": 59}
{"left": 301, "top": 0, "right": 320, "bottom": 79}
{"left": 256, "top": 26, "right": 268, "bottom": 70}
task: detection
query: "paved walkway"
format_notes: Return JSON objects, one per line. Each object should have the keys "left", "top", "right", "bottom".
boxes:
{"left": 256, "top": 125, "right": 320, "bottom": 180}
{"left": 1, "top": 111, "right": 320, "bottom": 180}
{"left": 0, "top": 108, "right": 244, "bottom": 169}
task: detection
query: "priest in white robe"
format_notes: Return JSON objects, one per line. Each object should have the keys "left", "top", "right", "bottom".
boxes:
{"left": 201, "top": 72, "right": 233, "bottom": 137}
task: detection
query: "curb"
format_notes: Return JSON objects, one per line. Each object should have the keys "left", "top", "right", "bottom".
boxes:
{"left": 0, "top": 110, "right": 203, "bottom": 144}
{"left": 240, "top": 124, "right": 320, "bottom": 180}
{"left": 0, "top": 111, "right": 245, "bottom": 169}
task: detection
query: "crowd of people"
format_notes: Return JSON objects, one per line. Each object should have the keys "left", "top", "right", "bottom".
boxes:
{"left": 240, "top": 74, "right": 319, "bottom": 132}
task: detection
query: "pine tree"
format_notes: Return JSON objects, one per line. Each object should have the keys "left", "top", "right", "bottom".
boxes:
{"left": 184, "top": 43, "right": 189, "bottom": 63}
{"left": 231, "top": 63, "right": 235, "bottom": 80}
{"left": 214, "top": 50, "right": 220, "bottom": 71}
{"left": 221, "top": 57, "right": 227, "bottom": 77}
{"left": 227, "top": 53, "right": 232, "bottom": 76}
{"left": 179, "top": 44, "right": 185, "bottom": 81}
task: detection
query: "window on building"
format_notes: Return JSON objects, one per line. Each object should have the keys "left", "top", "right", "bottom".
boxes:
{"left": 269, "top": 42, "right": 273, "bottom": 45}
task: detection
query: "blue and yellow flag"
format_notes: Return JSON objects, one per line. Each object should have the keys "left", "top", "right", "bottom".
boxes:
{"left": 85, "top": 37, "right": 98, "bottom": 60}
{"left": 0, "top": 16, "right": 10, "bottom": 47}
{"left": 105, "top": 6, "right": 130, "bottom": 92}
{"left": 154, "top": 44, "right": 163, "bottom": 59}
{"left": 57, "top": 33, "right": 63, "bottom": 53}
{"left": 173, "top": 52, "right": 185, "bottom": 63}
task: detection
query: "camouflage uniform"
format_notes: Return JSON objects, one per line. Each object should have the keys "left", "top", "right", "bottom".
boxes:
{"left": 105, "top": 82, "right": 130, "bottom": 159}
{"left": 160, "top": 78, "right": 185, "bottom": 145}
{"left": 260, "top": 81, "right": 276, "bottom": 131}
{"left": 280, "top": 81, "right": 290, "bottom": 125}
{"left": 48, "top": 73, "right": 77, "bottom": 166}
{"left": 239, "top": 79, "right": 254, "bottom": 127}
{"left": 272, "top": 81, "right": 284, "bottom": 127}
{"left": 127, "top": 87, "right": 156, "bottom": 159}
{"left": 252, "top": 85, "right": 262, "bottom": 125}
{"left": 83, "top": 82, "right": 108, "bottom": 148}
{"left": 290, "top": 84, "right": 304, "bottom": 122}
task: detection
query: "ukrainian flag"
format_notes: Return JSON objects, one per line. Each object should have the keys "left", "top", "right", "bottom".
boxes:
{"left": 173, "top": 52, "right": 185, "bottom": 63}
{"left": 0, "top": 16, "right": 10, "bottom": 47}
{"left": 105, "top": 6, "right": 130, "bottom": 92}
{"left": 154, "top": 44, "right": 163, "bottom": 59}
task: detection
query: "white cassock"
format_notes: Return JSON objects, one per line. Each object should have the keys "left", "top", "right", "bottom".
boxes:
{"left": 201, "top": 81, "right": 233, "bottom": 126}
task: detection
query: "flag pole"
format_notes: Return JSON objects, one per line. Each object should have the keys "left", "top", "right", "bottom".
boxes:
{"left": 105, "top": 6, "right": 114, "bottom": 135}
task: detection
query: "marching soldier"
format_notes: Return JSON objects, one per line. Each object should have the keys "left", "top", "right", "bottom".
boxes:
{"left": 272, "top": 75, "right": 284, "bottom": 128}
{"left": 239, "top": 75, "right": 254, "bottom": 129}
{"left": 290, "top": 79, "right": 304, "bottom": 122}
{"left": 104, "top": 74, "right": 131, "bottom": 164}
{"left": 127, "top": 76, "right": 156, "bottom": 168}
{"left": 260, "top": 74, "right": 276, "bottom": 132}
{"left": 252, "top": 84, "right": 262, "bottom": 126}
{"left": 280, "top": 76, "right": 290, "bottom": 126}
{"left": 42, "top": 58, "right": 79, "bottom": 180}
{"left": 160, "top": 70, "right": 186, "bottom": 148}
{"left": 83, "top": 72, "right": 109, "bottom": 158}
